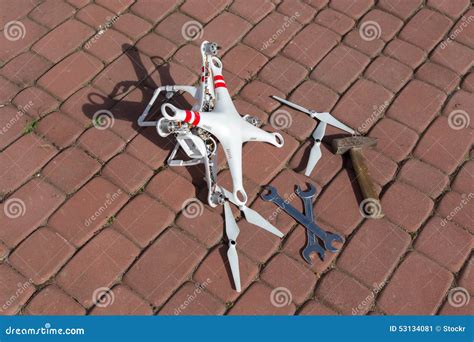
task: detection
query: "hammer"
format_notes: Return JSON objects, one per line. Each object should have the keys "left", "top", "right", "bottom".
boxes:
{"left": 331, "top": 136, "right": 384, "bottom": 219}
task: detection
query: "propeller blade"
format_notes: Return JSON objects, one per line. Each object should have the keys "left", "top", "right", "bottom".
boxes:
{"left": 224, "top": 201, "right": 241, "bottom": 292}
{"left": 305, "top": 142, "right": 322, "bottom": 176}
{"left": 311, "top": 112, "right": 354, "bottom": 134}
{"left": 271, "top": 95, "right": 313, "bottom": 117}
{"left": 305, "top": 122, "right": 326, "bottom": 176}
{"left": 271, "top": 96, "right": 355, "bottom": 134}
{"left": 240, "top": 206, "right": 284, "bottom": 238}
{"left": 227, "top": 244, "right": 241, "bottom": 292}
{"left": 312, "top": 121, "right": 327, "bottom": 141}
{"left": 221, "top": 187, "right": 283, "bottom": 238}
{"left": 224, "top": 201, "right": 239, "bottom": 241}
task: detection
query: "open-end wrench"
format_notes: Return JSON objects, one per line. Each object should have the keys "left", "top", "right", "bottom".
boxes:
{"left": 261, "top": 184, "right": 344, "bottom": 257}
{"left": 295, "top": 185, "right": 325, "bottom": 263}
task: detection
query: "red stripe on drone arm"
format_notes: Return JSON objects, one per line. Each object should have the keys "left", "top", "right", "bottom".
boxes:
{"left": 184, "top": 110, "right": 192, "bottom": 123}
{"left": 214, "top": 75, "right": 224, "bottom": 81}
{"left": 193, "top": 111, "right": 201, "bottom": 126}
{"left": 214, "top": 81, "right": 226, "bottom": 89}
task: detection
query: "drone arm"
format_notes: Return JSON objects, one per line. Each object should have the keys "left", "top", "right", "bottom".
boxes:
{"left": 241, "top": 123, "right": 284, "bottom": 147}
{"left": 224, "top": 141, "right": 248, "bottom": 206}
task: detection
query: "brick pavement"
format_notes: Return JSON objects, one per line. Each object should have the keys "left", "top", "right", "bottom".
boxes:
{"left": 0, "top": 0, "right": 472, "bottom": 316}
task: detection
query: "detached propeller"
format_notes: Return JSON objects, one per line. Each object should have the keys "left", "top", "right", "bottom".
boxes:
{"left": 223, "top": 201, "right": 241, "bottom": 292}
{"left": 305, "top": 121, "right": 327, "bottom": 176}
{"left": 220, "top": 187, "right": 283, "bottom": 238}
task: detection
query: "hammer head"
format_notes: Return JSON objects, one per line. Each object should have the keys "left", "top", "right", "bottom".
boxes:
{"left": 331, "top": 136, "right": 377, "bottom": 154}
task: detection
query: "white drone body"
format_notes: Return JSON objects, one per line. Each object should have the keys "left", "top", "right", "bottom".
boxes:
{"left": 138, "top": 41, "right": 284, "bottom": 292}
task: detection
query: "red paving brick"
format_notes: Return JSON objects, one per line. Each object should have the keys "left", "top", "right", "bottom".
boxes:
{"left": 112, "top": 193, "right": 174, "bottom": 248}
{"left": 13, "top": 86, "right": 59, "bottom": 118}
{"left": 337, "top": 219, "right": 410, "bottom": 287}
{"left": 42, "top": 146, "right": 101, "bottom": 194}
{"left": 0, "top": 52, "right": 52, "bottom": 87}
{"left": 332, "top": 79, "right": 393, "bottom": 134}
{"left": 414, "top": 116, "right": 473, "bottom": 174}
{"left": 311, "top": 45, "right": 370, "bottom": 93}
{"left": 0, "top": 264, "right": 36, "bottom": 315}
{"left": 90, "top": 285, "right": 153, "bottom": 315}
{"left": 228, "top": 282, "right": 296, "bottom": 315}
{"left": 378, "top": 252, "right": 453, "bottom": 314}
{"left": 38, "top": 51, "right": 103, "bottom": 100}
{"left": 0, "top": 179, "right": 65, "bottom": 248}
{"left": 125, "top": 228, "right": 207, "bottom": 307}
{"left": 36, "top": 111, "right": 84, "bottom": 149}
{"left": 284, "top": 24, "right": 340, "bottom": 69}
{"left": 415, "top": 216, "right": 472, "bottom": 273}
{"left": 260, "top": 253, "right": 317, "bottom": 304}
{"left": 158, "top": 282, "right": 226, "bottom": 315}
{"left": 382, "top": 182, "right": 434, "bottom": 232}
{"left": 365, "top": 56, "right": 412, "bottom": 93}
{"left": 398, "top": 159, "right": 449, "bottom": 199}
{"left": 400, "top": 9, "right": 452, "bottom": 52}
{"left": 57, "top": 228, "right": 139, "bottom": 307}
{"left": 315, "top": 8, "right": 355, "bottom": 35}
{"left": 0, "top": 134, "right": 57, "bottom": 195}
{"left": 388, "top": 80, "right": 446, "bottom": 133}
{"left": 1, "top": 0, "right": 472, "bottom": 316}
{"left": 32, "top": 19, "right": 95, "bottom": 63}
{"left": 415, "top": 62, "right": 460, "bottom": 94}
{"left": 244, "top": 12, "right": 302, "bottom": 57}
{"left": 315, "top": 269, "right": 373, "bottom": 315}
{"left": 369, "top": 118, "right": 419, "bottom": 162}
{"left": 9, "top": 227, "right": 75, "bottom": 285}
{"left": 48, "top": 177, "right": 129, "bottom": 246}
{"left": 24, "top": 285, "right": 86, "bottom": 315}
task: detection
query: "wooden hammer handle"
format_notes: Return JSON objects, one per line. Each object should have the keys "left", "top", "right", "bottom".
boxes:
{"left": 350, "top": 148, "right": 384, "bottom": 218}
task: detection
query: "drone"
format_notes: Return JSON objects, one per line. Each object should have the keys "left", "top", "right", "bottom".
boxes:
{"left": 138, "top": 41, "right": 284, "bottom": 292}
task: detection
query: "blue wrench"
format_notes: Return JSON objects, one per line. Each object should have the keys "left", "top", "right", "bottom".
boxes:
{"left": 261, "top": 184, "right": 344, "bottom": 263}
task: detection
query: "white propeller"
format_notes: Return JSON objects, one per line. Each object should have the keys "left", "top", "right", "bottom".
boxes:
{"left": 305, "top": 121, "right": 327, "bottom": 176}
{"left": 271, "top": 96, "right": 355, "bottom": 134}
{"left": 224, "top": 201, "right": 241, "bottom": 292}
{"left": 220, "top": 187, "right": 283, "bottom": 238}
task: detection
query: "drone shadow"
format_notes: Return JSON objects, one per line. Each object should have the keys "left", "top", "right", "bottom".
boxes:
{"left": 82, "top": 44, "right": 208, "bottom": 194}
